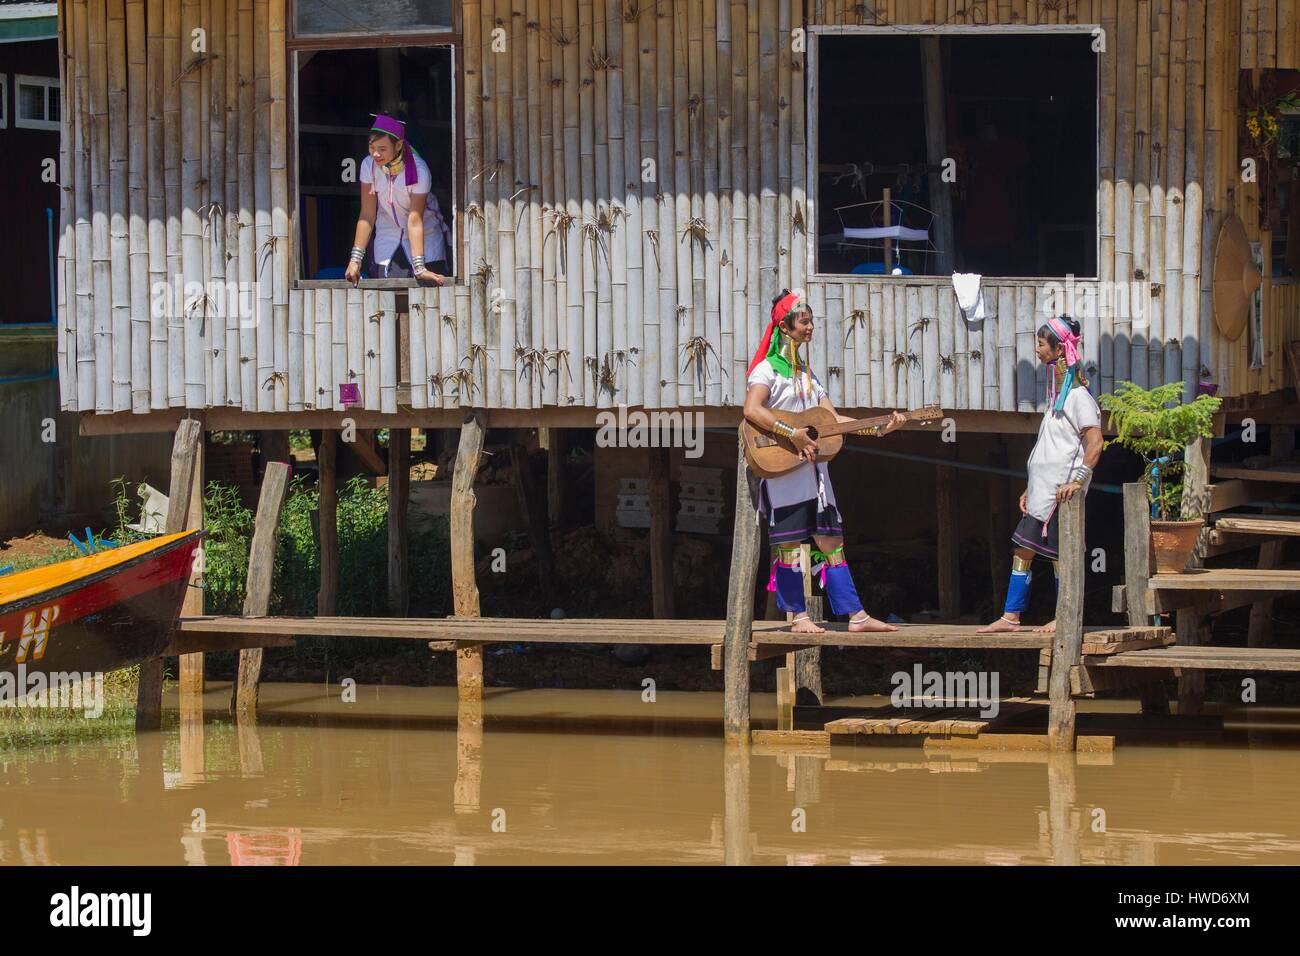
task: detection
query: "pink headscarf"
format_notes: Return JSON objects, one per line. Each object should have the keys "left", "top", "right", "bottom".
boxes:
{"left": 1045, "top": 315, "right": 1085, "bottom": 412}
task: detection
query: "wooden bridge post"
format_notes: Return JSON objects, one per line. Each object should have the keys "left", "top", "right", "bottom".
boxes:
{"left": 723, "top": 433, "right": 761, "bottom": 744}
{"left": 232, "top": 461, "right": 291, "bottom": 720}
{"left": 1124, "top": 481, "right": 1170, "bottom": 714}
{"left": 1047, "top": 492, "right": 1085, "bottom": 751}
{"left": 317, "top": 430, "right": 339, "bottom": 615}
{"left": 136, "top": 417, "right": 202, "bottom": 731}
{"left": 388, "top": 427, "right": 410, "bottom": 616}
{"left": 1176, "top": 436, "right": 1212, "bottom": 715}
{"left": 452, "top": 411, "right": 487, "bottom": 702}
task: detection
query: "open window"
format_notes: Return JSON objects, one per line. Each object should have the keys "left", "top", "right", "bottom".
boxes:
{"left": 15, "top": 74, "right": 59, "bottom": 131}
{"left": 291, "top": 1, "right": 457, "bottom": 284}
{"left": 811, "top": 30, "right": 1097, "bottom": 278}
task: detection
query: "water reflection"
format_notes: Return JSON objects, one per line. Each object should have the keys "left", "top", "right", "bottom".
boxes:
{"left": 2, "top": 683, "right": 1300, "bottom": 865}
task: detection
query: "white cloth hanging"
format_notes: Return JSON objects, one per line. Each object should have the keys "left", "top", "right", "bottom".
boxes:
{"left": 952, "top": 272, "right": 987, "bottom": 322}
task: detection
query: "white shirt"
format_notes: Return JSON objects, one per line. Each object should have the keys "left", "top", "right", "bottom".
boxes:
{"left": 360, "top": 153, "right": 450, "bottom": 269}
{"left": 1025, "top": 386, "right": 1101, "bottom": 522}
{"left": 746, "top": 358, "right": 837, "bottom": 513}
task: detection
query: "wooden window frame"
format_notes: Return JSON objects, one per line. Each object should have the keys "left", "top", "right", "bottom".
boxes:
{"left": 288, "top": 0, "right": 464, "bottom": 290}
{"left": 804, "top": 23, "right": 1102, "bottom": 283}
{"left": 15, "top": 74, "right": 60, "bottom": 131}
{"left": 0, "top": 74, "right": 8, "bottom": 129}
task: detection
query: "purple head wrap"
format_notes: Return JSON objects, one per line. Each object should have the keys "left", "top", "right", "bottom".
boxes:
{"left": 369, "top": 114, "right": 419, "bottom": 187}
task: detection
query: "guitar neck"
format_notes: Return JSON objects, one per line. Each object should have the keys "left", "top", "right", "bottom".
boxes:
{"left": 813, "top": 412, "right": 899, "bottom": 439}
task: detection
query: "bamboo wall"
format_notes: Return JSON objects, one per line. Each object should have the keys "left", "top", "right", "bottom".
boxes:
{"left": 56, "top": 0, "right": 1300, "bottom": 418}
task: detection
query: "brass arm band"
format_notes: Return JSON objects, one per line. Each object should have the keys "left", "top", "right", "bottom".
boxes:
{"left": 772, "top": 420, "right": 796, "bottom": 439}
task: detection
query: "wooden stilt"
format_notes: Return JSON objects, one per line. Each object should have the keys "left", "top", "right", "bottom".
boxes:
{"left": 1046, "top": 754, "right": 1080, "bottom": 865}
{"left": 1047, "top": 492, "right": 1085, "bottom": 750}
{"left": 722, "top": 744, "right": 752, "bottom": 865}
{"left": 920, "top": 37, "right": 955, "bottom": 273}
{"left": 723, "top": 433, "right": 760, "bottom": 744}
{"left": 1124, "top": 481, "right": 1169, "bottom": 713}
{"left": 136, "top": 417, "right": 202, "bottom": 731}
{"left": 937, "top": 462, "right": 960, "bottom": 618}
{"left": 988, "top": 440, "right": 1010, "bottom": 611}
{"left": 649, "top": 447, "right": 675, "bottom": 618}
{"left": 1176, "top": 436, "right": 1211, "bottom": 715}
{"left": 546, "top": 426, "right": 567, "bottom": 532}
{"left": 316, "top": 430, "right": 338, "bottom": 615}
{"left": 454, "top": 695, "right": 483, "bottom": 813}
{"left": 388, "top": 427, "right": 410, "bottom": 616}
{"left": 510, "top": 438, "right": 555, "bottom": 590}
{"left": 452, "top": 411, "right": 487, "bottom": 701}
{"left": 1247, "top": 540, "right": 1285, "bottom": 647}
{"left": 259, "top": 429, "right": 290, "bottom": 476}
{"left": 232, "top": 460, "right": 290, "bottom": 719}
{"left": 178, "top": 427, "right": 205, "bottom": 700}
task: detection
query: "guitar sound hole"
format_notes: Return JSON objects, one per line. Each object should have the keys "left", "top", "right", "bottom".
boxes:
{"left": 805, "top": 425, "right": 819, "bottom": 440}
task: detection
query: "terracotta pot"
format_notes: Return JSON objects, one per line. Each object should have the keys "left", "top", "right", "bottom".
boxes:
{"left": 1150, "top": 518, "right": 1205, "bottom": 573}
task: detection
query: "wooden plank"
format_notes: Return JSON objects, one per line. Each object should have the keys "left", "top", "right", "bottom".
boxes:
{"left": 723, "top": 434, "right": 761, "bottom": 743}
{"left": 1213, "top": 514, "right": 1300, "bottom": 535}
{"left": 1092, "top": 647, "right": 1300, "bottom": 671}
{"left": 1081, "top": 635, "right": 1176, "bottom": 655}
{"left": 1047, "top": 492, "right": 1085, "bottom": 750}
{"left": 710, "top": 641, "right": 808, "bottom": 670}
{"left": 231, "top": 460, "right": 289, "bottom": 718}
{"left": 1070, "top": 664, "right": 1170, "bottom": 696}
{"left": 452, "top": 411, "right": 487, "bottom": 701}
{"left": 1209, "top": 479, "right": 1293, "bottom": 512}
{"left": 1152, "top": 568, "right": 1300, "bottom": 589}
{"left": 163, "top": 632, "right": 294, "bottom": 656}
{"left": 751, "top": 729, "right": 830, "bottom": 748}
{"left": 136, "top": 418, "right": 203, "bottom": 731}
{"left": 1211, "top": 463, "right": 1300, "bottom": 483}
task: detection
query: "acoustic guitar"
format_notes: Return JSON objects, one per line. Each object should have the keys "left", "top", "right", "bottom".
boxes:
{"left": 741, "top": 404, "right": 943, "bottom": 478}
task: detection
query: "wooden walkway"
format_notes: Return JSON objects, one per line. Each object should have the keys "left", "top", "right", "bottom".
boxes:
{"left": 176, "top": 615, "right": 1158, "bottom": 653}
{"left": 1093, "top": 646, "right": 1300, "bottom": 671}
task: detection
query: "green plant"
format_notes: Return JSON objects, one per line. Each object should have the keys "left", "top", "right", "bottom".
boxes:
{"left": 201, "top": 480, "right": 255, "bottom": 614}
{"left": 1098, "top": 381, "right": 1222, "bottom": 520}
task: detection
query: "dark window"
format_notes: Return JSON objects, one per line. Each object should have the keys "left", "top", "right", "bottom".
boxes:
{"left": 815, "top": 33, "right": 1097, "bottom": 278}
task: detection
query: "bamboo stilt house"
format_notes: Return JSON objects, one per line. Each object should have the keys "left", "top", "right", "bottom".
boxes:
{"left": 54, "top": 0, "right": 1300, "bottom": 432}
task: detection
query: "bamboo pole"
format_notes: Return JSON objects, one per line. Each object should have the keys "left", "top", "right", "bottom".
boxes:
{"left": 331, "top": 288, "right": 346, "bottom": 410}
{"left": 1199, "top": 0, "right": 1225, "bottom": 399}
{"left": 998, "top": 286, "right": 1015, "bottom": 410}
{"left": 1129, "top": 0, "right": 1151, "bottom": 389}
{"left": 1111, "top": 0, "right": 1135, "bottom": 387}
{"left": 656, "top": 0, "right": 676, "bottom": 407}
{"left": 758, "top": 0, "right": 777, "bottom": 398}
{"left": 56, "top": 0, "right": 72, "bottom": 406}
{"left": 540, "top": 4, "right": 560, "bottom": 406}
{"left": 105, "top": 0, "right": 131, "bottom": 412}
{"left": 727, "top": 0, "right": 746, "bottom": 407}
{"left": 380, "top": 291, "right": 398, "bottom": 413}
{"left": 675, "top": 0, "right": 696, "bottom": 405}
{"left": 270, "top": 0, "right": 290, "bottom": 412}
{"left": 527, "top": 0, "right": 545, "bottom": 408}
{"left": 289, "top": 289, "right": 304, "bottom": 410}
{"left": 125, "top": 0, "right": 150, "bottom": 413}
{"left": 252, "top": 0, "right": 272, "bottom": 411}
{"left": 302, "top": 290, "right": 315, "bottom": 407}
{"left": 90, "top": 0, "right": 112, "bottom": 412}
{"left": 364, "top": 288, "right": 380, "bottom": 410}
{"left": 641, "top": 0, "right": 661, "bottom": 408}
{"left": 224, "top": 0, "right": 240, "bottom": 407}
{"left": 497, "top": 0, "right": 517, "bottom": 409}
{"left": 880, "top": 283, "right": 896, "bottom": 407}
{"left": 1097, "top": 0, "right": 1118, "bottom": 396}
{"left": 983, "top": 283, "right": 999, "bottom": 409}
{"left": 1148, "top": 0, "right": 1169, "bottom": 386}
{"left": 623, "top": 0, "right": 643, "bottom": 407}
{"left": 1164, "top": 0, "right": 1187, "bottom": 388}
{"left": 1182, "top": 0, "right": 1206, "bottom": 403}
{"left": 409, "top": 287, "right": 428, "bottom": 410}
{"left": 208, "top": 0, "right": 228, "bottom": 409}
{"left": 237, "top": 0, "right": 256, "bottom": 407}
{"left": 180, "top": 0, "right": 205, "bottom": 409}
{"left": 347, "top": 287, "right": 362, "bottom": 407}
{"left": 72, "top": 0, "right": 94, "bottom": 410}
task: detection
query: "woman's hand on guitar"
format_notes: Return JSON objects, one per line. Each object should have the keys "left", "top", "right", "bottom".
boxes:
{"left": 880, "top": 410, "right": 907, "bottom": 435}
{"left": 791, "top": 428, "right": 818, "bottom": 462}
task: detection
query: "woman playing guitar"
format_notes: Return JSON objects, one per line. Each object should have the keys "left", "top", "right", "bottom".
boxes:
{"left": 743, "top": 290, "right": 906, "bottom": 634}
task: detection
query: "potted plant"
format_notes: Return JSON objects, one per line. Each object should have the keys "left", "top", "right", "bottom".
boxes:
{"left": 1098, "top": 381, "right": 1223, "bottom": 573}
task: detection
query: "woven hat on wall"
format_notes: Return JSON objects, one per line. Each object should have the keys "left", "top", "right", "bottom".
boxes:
{"left": 1212, "top": 214, "right": 1262, "bottom": 343}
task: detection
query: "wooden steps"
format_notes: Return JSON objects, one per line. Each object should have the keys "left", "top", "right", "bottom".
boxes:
{"left": 1212, "top": 514, "right": 1300, "bottom": 536}
{"left": 1090, "top": 646, "right": 1300, "bottom": 671}
{"left": 1149, "top": 568, "right": 1300, "bottom": 591}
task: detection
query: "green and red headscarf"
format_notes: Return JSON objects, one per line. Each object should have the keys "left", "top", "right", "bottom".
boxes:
{"left": 748, "top": 289, "right": 813, "bottom": 396}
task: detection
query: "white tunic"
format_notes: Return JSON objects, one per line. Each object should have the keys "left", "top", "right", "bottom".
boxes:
{"left": 1025, "top": 386, "right": 1102, "bottom": 522}
{"left": 360, "top": 153, "right": 450, "bottom": 269}
{"left": 746, "top": 358, "right": 838, "bottom": 514}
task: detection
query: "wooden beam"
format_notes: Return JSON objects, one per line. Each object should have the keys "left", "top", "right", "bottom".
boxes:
{"left": 317, "top": 430, "right": 338, "bottom": 615}
{"left": 1247, "top": 540, "right": 1286, "bottom": 647}
{"left": 936, "top": 462, "right": 960, "bottom": 618}
{"left": 920, "top": 36, "right": 955, "bottom": 274}
{"left": 231, "top": 461, "right": 291, "bottom": 719}
{"left": 136, "top": 417, "right": 202, "bottom": 731}
{"left": 511, "top": 439, "right": 554, "bottom": 591}
{"left": 388, "top": 427, "right": 410, "bottom": 616}
{"left": 546, "top": 426, "right": 567, "bottom": 532}
{"left": 722, "top": 433, "right": 761, "bottom": 744}
{"left": 649, "top": 447, "right": 675, "bottom": 618}
{"left": 452, "top": 411, "right": 487, "bottom": 701}
{"left": 348, "top": 428, "right": 388, "bottom": 476}
{"left": 77, "top": 406, "right": 1053, "bottom": 437}
{"left": 1047, "top": 493, "right": 1085, "bottom": 750}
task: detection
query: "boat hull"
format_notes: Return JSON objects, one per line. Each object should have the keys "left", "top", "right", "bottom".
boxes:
{"left": 0, "top": 530, "right": 202, "bottom": 678}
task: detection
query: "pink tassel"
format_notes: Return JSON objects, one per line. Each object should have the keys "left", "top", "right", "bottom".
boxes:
{"left": 766, "top": 562, "right": 777, "bottom": 592}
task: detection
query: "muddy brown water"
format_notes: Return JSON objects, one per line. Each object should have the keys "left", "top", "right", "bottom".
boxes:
{"left": 3, "top": 683, "right": 1300, "bottom": 865}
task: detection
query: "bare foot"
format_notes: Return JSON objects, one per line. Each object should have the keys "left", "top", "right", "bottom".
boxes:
{"left": 1034, "top": 619, "right": 1057, "bottom": 634}
{"left": 977, "top": 616, "right": 1022, "bottom": 634}
{"left": 790, "top": 616, "right": 825, "bottom": 635}
{"left": 847, "top": 613, "right": 899, "bottom": 633}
